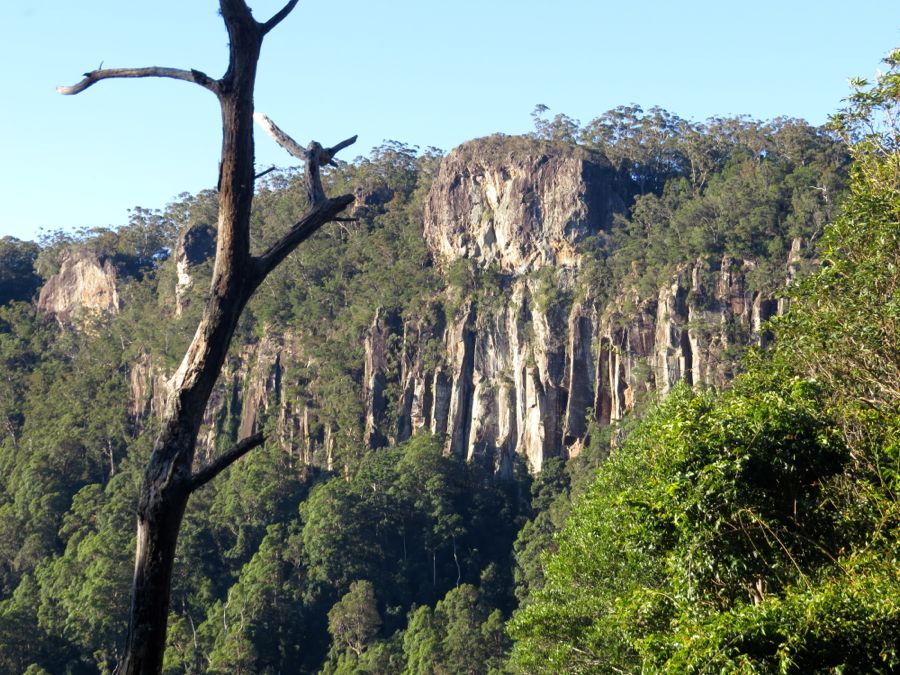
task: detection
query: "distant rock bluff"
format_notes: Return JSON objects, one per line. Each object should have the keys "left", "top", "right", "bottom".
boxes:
{"left": 424, "top": 135, "right": 627, "bottom": 272}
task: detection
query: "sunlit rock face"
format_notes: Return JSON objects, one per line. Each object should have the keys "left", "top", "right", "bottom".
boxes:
{"left": 424, "top": 135, "right": 627, "bottom": 273}
{"left": 126, "top": 135, "right": 806, "bottom": 475}
{"left": 37, "top": 249, "right": 120, "bottom": 323}
{"left": 405, "top": 137, "right": 800, "bottom": 473}
{"left": 384, "top": 254, "right": 790, "bottom": 475}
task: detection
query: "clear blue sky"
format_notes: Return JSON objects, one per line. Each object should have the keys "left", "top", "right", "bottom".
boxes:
{"left": 1, "top": 1, "right": 897, "bottom": 242}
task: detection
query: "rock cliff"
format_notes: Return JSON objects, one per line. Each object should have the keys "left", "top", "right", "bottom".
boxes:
{"left": 361, "top": 253, "right": 788, "bottom": 475}
{"left": 424, "top": 135, "right": 626, "bottom": 272}
{"left": 37, "top": 249, "right": 120, "bottom": 322}
{"left": 124, "top": 136, "right": 806, "bottom": 475}
{"left": 380, "top": 138, "right": 797, "bottom": 472}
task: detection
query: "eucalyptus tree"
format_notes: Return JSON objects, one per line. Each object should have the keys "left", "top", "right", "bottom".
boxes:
{"left": 58, "top": 2, "right": 357, "bottom": 672}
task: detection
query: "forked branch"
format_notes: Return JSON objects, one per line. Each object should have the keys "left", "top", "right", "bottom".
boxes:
{"left": 254, "top": 112, "right": 357, "bottom": 204}
{"left": 252, "top": 113, "right": 357, "bottom": 279}
{"left": 188, "top": 432, "right": 266, "bottom": 492}
{"left": 57, "top": 67, "right": 220, "bottom": 96}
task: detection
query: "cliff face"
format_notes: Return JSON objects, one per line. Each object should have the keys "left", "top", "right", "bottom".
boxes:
{"left": 124, "top": 137, "right": 804, "bottom": 475}
{"left": 385, "top": 138, "right": 794, "bottom": 473}
{"left": 37, "top": 249, "right": 120, "bottom": 322}
{"left": 364, "top": 254, "right": 785, "bottom": 475}
{"left": 424, "top": 136, "right": 626, "bottom": 272}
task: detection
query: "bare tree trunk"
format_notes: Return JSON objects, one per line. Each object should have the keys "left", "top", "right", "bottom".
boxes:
{"left": 60, "top": 2, "right": 355, "bottom": 673}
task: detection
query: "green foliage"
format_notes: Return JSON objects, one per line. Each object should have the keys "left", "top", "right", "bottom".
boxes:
{"left": 400, "top": 585, "right": 511, "bottom": 675}
{"left": 509, "top": 53, "right": 900, "bottom": 673}
{"left": 0, "top": 72, "right": 891, "bottom": 674}
{"left": 300, "top": 433, "right": 523, "bottom": 613}
{"left": 35, "top": 477, "right": 135, "bottom": 673}
{"left": 529, "top": 266, "right": 572, "bottom": 316}
{"left": 35, "top": 204, "right": 178, "bottom": 283}
{"left": 198, "top": 524, "right": 309, "bottom": 675}
{"left": 0, "top": 238, "right": 41, "bottom": 306}
{"left": 402, "top": 605, "right": 443, "bottom": 674}
{"left": 774, "top": 52, "right": 900, "bottom": 465}
{"left": 328, "top": 580, "right": 382, "bottom": 657}
{"left": 508, "top": 378, "right": 853, "bottom": 672}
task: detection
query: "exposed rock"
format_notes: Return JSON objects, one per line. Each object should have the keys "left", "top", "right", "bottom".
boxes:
{"left": 237, "top": 336, "right": 283, "bottom": 440}
{"left": 443, "top": 301, "right": 478, "bottom": 459}
{"left": 124, "top": 138, "right": 813, "bottom": 476}
{"left": 174, "top": 223, "right": 216, "bottom": 316}
{"left": 383, "top": 250, "right": 802, "bottom": 473}
{"left": 563, "top": 307, "right": 595, "bottom": 444}
{"left": 654, "top": 274, "right": 692, "bottom": 395}
{"left": 778, "top": 236, "right": 807, "bottom": 316}
{"left": 37, "top": 248, "right": 120, "bottom": 322}
{"left": 597, "top": 293, "right": 657, "bottom": 423}
{"left": 363, "top": 308, "right": 402, "bottom": 448}
{"left": 129, "top": 354, "right": 170, "bottom": 426}
{"left": 396, "top": 308, "right": 446, "bottom": 442}
{"left": 364, "top": 138, "right": 808, "bottom": 472}
{"left": 519, "top": 295, "right": 568, "bottom": 471}
{"left": 352, "top": 186, "right": 395, "bottom": 221}
{"left": 196, "top": 334, "right": 301, "bottom": 467}
{"left": 423, "top": 135, "right": 627, "bottom": 273}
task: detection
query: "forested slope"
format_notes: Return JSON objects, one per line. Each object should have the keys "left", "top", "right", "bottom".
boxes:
{"left": 1, "top": 54, "right": 896, "bottom": 672}
{"left": 510, "top": 58, "right": 900, "bottom": 673}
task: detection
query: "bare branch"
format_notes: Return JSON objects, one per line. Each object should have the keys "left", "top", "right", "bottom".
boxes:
{"left": 253, "top": 194, "right": 355, "bottom": 280}
{"left": 57, "top": 67, "right": 219, "bottom": 96}
{"left": 254, "top": 166, "right": 279, "bottom": 180}
{"left": 188, "top": 432, "right": 265, "bottom": 492}
{"left": 254, "top": 112, "right": 309, "bottom": 160}
{"left": 302, "top": 138, "right": 357, "bottom": 204}
{"left": 254, "top": 112, "right": 357, "bottom": 205}
{"left": 262, "top": 0, "right": 299, "bottom": 34}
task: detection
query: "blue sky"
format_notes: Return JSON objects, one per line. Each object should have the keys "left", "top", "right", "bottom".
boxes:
{"left": 1, "top": 1, "right": 897, "bottom": 242}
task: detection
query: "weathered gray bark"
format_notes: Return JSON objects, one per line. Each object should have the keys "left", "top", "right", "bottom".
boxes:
{"left": 60, "top": 2, "right": 355, "bottom": 672}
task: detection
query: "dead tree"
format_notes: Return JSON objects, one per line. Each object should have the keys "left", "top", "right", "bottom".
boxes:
{"left": 58, "top": 2, "right": 355, "bottom": 672}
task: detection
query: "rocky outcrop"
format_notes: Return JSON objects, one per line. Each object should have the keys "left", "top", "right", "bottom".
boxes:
{"left": 352, "top": 186, "right": 394, "bottom": 221}
{"left": 366, "top": 252, "right": 795, "bottom": 474}
{"left": 424, "top": 135, "right": 626, "bottom": 273}
{"left": 37, "top": 249, "right": 120, "bottom": 322}
{"left": 129, "top": 354, "right": 170, "bottom": 425}
{"left": 129, "top": 332, "right": 317, "bottom": 470}
{"left": 174, "top": 223, "right": 216, "bottom": 316}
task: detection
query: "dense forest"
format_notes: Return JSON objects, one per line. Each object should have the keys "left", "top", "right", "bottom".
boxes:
{"left": 0, "top": 49, "right": 897, "bottom": 673}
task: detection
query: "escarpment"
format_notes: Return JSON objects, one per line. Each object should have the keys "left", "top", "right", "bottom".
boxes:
{"left": 120, "top": 136, "right": 811, "bottom": 475}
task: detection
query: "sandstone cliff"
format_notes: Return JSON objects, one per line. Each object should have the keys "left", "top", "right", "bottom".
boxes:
{"left": 358, "top": 252, "right": 788, "bottom": 475}
{"left": 386, "top": 138, "right": 795, "bottom": 472}
{"left": 424, "top": 135, "right": 626, "bottom": 272}
{"left": 123, "top": 136, "right": 807, "bottom": 475}
{"left": 37, "top": 249, "right": 120, "bottom": 322}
